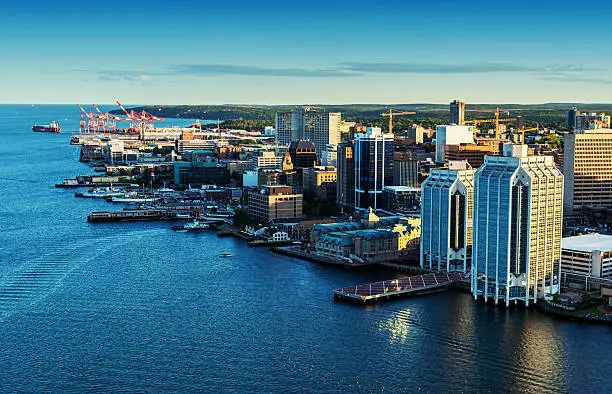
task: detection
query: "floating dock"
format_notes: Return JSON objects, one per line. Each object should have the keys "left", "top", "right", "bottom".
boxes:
{"left": 334, "top": 272, "right": 464, "bottom": 305}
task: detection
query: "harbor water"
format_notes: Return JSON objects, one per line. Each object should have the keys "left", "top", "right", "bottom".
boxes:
{"left": 0, "top": 105, "right": 611, "bottom": 392}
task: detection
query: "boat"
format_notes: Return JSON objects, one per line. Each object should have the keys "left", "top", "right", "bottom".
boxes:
{"left": 110, "top": 191, "right": 159, "bottom": 203}
{"left": 173, "top": 219, "right": 209, "bottom": 232}
{"left": 219, "top": 253, "right": 232, "bottom": 257}
{"left": 32, "top": 121, "right": 61, "bottom": 133}
{"left": 75, "top": 186, "right": 124, "bottom": 198}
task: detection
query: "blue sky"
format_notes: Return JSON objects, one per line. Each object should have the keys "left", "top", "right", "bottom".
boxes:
{"left": 2, "top": 0, "right": 612, "bottom": 104}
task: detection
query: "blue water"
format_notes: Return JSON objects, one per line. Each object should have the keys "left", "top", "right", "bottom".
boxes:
{"left": 0, "top": 105, "right": 611, "bottom": 392}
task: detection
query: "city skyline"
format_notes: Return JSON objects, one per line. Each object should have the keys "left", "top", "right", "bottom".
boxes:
{"left": 3, "top": 0, "right": 612, "bottom": 104}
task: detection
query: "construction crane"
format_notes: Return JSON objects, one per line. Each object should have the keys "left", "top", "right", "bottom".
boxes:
{"left": 464, "top": 107, "right": 514, "bottom": 140}
{"left": 381, "top": 109, "right": 416, "bottom": 134}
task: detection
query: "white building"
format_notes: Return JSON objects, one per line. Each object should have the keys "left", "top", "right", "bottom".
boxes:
{"left": 561, "top": 233, "right": 612, "bottom": 279}
{"left": 253, "top": 151, "right": 283, "bottom": 169}
{"left": 472, "top": 144, "right": 564, "bottom": 306}
{"left": 435, "top": 125, "right": 474, "bottom": 164}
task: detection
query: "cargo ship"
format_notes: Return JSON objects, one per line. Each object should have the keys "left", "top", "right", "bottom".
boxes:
{"left": 32, "top": 121, "right": 61, "bottom": 133}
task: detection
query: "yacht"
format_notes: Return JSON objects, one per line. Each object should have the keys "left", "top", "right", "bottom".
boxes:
{"left": 76, "top": 186, "right": 124, "bottom": 198}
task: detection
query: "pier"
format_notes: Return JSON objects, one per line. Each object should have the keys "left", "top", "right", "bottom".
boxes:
{"left": 333, "top": 272, "right": 464, "bottom": 305}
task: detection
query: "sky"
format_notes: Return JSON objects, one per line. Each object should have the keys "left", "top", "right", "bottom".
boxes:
{"left": 2, "top": 0, "right": 612, "bottom": 105}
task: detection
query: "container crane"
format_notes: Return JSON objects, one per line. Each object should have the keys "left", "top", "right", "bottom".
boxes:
{"left": 381, "top": 109, "right": 416, "bottom": 134}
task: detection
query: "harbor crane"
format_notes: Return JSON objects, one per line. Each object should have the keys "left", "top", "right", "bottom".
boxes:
{"left": 381, "top": 109, "right": 416, "bottom": 134}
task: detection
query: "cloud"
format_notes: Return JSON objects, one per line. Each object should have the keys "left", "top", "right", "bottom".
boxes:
{"left": 340, "top": 62, "right": 597, "bottom": 74}
{"left": 165, "top": 64, "right": 358, "bottom": 78}
{"left": 538, "top": 74, "right": 612, "bottom": 84}
{"left": 97, "top": 70, "right": 154, "bottom": 83}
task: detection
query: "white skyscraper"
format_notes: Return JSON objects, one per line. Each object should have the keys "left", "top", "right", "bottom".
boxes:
{"left": 472, "top": 144, "right": 564, "bottom": 306}
{"left": 420, "top": 161, "right": 474, "bottom": 273}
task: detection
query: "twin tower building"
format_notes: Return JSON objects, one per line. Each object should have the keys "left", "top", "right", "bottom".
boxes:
{"left": 421, "top": 144, "right": 564, "bottom": 306}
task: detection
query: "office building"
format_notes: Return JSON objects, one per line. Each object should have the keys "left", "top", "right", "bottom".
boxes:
{"left": 275, "top": 106, "right": 341, "bottom": 156}
{"left": 450, "top": 100, "right": 466, "bottom": 125}
{"left": 393, "top": 157, "right": 420, "bottom": 187}
{"left": 354, "top": 127, "right": 394, "bottom": 210}
{"left": 406, "top": 124, "right": 425, "bottom": 144}
{"left": 381, "top": 186, "right": 421, "bottom": 213}
{"left": 336, "top": 142, "right": 354, "bottom": 207}
{"left": 253, "top": 151, "right": 283, "bottom": 169}
{"left": 445, "top": 143, "right": 499, "bottom": 168}
{"left": 435, "top": 125, "right": 474, "bottom": 164}
{"left": 563, "top": 129, "right": 612, "bottom": 214}
{"left": 303, "top": 166, "right": 337, "bottom": 201}
{"left": 247, "top": 185, "right": 303, "bottom": 222}
{"left": 566, "top": 108, "right": 579, "bottom": 130}
{"left": 420, "top": 161, "right": 475, "bottom": 274}
{"left": 322, "top": 144, "right": 338, "bottom": 167}
{"left": 288, "top": 140, "right": 317, "bottom": 169}
{"left": 472, "top": 145, "right": 564, "bottom": 306}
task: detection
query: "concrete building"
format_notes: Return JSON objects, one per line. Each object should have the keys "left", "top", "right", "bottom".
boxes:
{"left": 176, "top": 139, "right": 217, "bottom": 154}
{"left": 435, "top": 125, "right": 474, "bottom": 164}
{"left": 247, "top": 185, "right": 303, "bottom": 222}
{"left": 288, "top": 140, "right": 317, "bottom": 169}
{"left": 336, "top": 142, "right": 354, "bottom": 207}
{"left": 561, "top": 233, "right": 612, "bottom": 280}
{"left": 393, "top": 157, "right": 420, "bottom": 188}
{"left": 563, "top": 129, "right": 612, "bottom": 214}
{"left": 322, "top": 144, "right": 338, "bottom": 167}
{"left": 420, "top": 161, "right": 475, "bottom": 274}
{"left": 303, "top": 166, "right": 337, "bottom": 201}
{"left": 406, "top": 124, "right": 425, "bottom": 144}
{"left": 354, "top": 127, "right": 394, "bottom": 210}
{"left": 445, "top": 143, "right": 499, "bottom": 168}
{"left": 275, "top": 106, "right": 341, "bottom": 156}
{"left": 174, "top": 160, "right": 229, "bottom": 188}
{"left": 253, "top": 151, "right": 283, "bottom": 170}
{"left": 472, "top": 145, "right": 564, "bottom": 305}
{"left": 450, "top": 100, "right": 466, "bottom": 125}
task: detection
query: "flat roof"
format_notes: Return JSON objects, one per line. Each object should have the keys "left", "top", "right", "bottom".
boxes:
{"left": 562, "top": 233, "right": 612, "bottom": 253}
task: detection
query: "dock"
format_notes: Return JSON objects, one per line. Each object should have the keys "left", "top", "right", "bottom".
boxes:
{"left": 272, "top": 246, "right": 371, "bottom": 268}
{"left": 87, "top": 210, "right": 195, "bottom": 222}
{"left": 333, "top": 272, "right": 464, "bottom": 305}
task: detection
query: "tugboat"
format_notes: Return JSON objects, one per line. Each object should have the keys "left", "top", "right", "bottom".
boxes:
{"left": 32, "top": 121, "right": 61, "bottom": 133}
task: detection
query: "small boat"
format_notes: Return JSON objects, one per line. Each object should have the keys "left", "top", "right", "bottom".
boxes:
{"left": 32, "top": 121, "right": 61, "bottom": 133}
{"left": 75, "top": 186, "right": 124, "bottom": 198}
{"left": 219, "top": 253, "right": 232, "bottom": 257}
{"left": 110, "top": 192, "right": 158, "bottom": 203}
{"left": 173, "top": 219, "right": 209, "bottom": 232}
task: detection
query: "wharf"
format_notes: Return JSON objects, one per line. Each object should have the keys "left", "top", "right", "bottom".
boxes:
{"left": 247, "top": 240, "right": 294, "bottom": 248}
{"left": 87, "top": 210, "right": 195, "bottom": 222}
{"left": 271, "top": 246, "right": 371, "bottom": 269}
{"left": 334, "top": 272, "right": 464, "bottom": 305}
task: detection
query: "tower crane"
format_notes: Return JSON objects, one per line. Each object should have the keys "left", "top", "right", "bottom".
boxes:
{"left": 381, "top": 109, "right": 416, "bottom": 134}
{"left": 464, "top": 107, "right": 514, "bottom": 140}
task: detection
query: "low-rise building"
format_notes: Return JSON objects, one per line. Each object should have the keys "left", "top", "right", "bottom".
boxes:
{"left": 381, "top": 186, "right": 420, "bottom": 213}
{"left": 561, "top": 233, "right": 612, "bottom": 281}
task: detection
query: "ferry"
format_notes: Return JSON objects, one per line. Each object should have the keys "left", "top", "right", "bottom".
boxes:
{"left": 32, "top": 121, "right": 61, "bottom": 133}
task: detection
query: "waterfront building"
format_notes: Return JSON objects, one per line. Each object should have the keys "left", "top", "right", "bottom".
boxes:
{"left": 381, "top": 186, "right": 420, "bottom": 213}
{"left": 450, "top": 100, "right": 466, "bottom": 125}
{"left": 472, "top": 144, "right": 564, "bottom": 305}
{"left": 311, "top": 209, "right": 420, "bottom": 263}
{"left": 174, "top": 160, "right": 229, "bottom": 188}
{"left": 420, "top": 161, "right": 475, "bottom": 274}
{"left": 563, "top": 129, "right": 612, "bottom": 214}
{"left": 275, "top": 106, "right": 341, "bottom": 156}
{"left": 393, "top": 157, "right": 420, "bottom": 187}
{"left": 336, "top": 142, "right": 355, "bottom": 207}
{"left": 561, "top": 233, "right": 612, "bottom": 281}
{"left": 354, "top": 127, "right": 394, "bottom": 210}
{"left": 302, "top": 166, "right": 337, "bottom": 201}
{"left": 247, "top": 185, "right": 303, "bottom": 222}
{"left": 445, "top": 143, "right": 498, "bottom": 168}
{"left": 435, "top": 125, "right": 474, "bottom": 164}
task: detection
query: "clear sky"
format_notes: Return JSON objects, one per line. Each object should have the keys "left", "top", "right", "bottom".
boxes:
{"left": 2, "top": 0, "right": 612, "bottom": 105}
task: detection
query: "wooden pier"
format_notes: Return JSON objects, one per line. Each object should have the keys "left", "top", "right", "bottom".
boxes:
{"left": 333, "top": 272, "right": 464, "bottom": 305}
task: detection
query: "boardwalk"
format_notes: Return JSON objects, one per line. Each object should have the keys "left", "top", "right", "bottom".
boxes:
{"left": 334, "top": 272, "right": 464, "bottom": 304}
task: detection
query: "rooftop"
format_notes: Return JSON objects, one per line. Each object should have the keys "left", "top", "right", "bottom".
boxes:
{"left": 562, "top": 233, "right": 612, "bottom": 253}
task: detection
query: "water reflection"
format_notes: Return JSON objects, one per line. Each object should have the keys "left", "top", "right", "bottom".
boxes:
{"left": 378, "top": 308, "right": 412, "bottom": 344}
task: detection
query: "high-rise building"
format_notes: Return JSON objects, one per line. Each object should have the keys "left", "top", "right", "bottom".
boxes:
{"left": 288, "top": 140, "right": 317, "bottom": 169}
{"left": 393, "top": 157, "right": 420, "bottom": 188}
{"left": 275, "top": 111, "right": 293, "bottom": 147}
{"left": 516, "top": 115, "right": 525, "bottom": 132}
{"left": 563, "top": 129, "right": 612, "bottom": 214}
{"left": 566, "top": 108, "right": 579, "bottom": 130}
{"left": 406, "top": 124, "right": 425, "bottom": 144}
{"left": 354, "top": 127, "right": 394, "bottom": 210}
{"left": 472, "top": 144, "right": 564, "bottom": 306}
{"left": 450, "top": 100, "right": 466, "bottom": 125}
{"left": 303, "top": 166, "right": 337, "bottom": 201}
{"left": 248, "top": 185, "right": 303, "bottom": 222}
{"left": 435, "top": 125, "right": 474, "bottom": 164}
{"left": 274, "top": 106, "right": 341, "bottom": 156}
{"left": 336, "top": 142, "right": 354, "bottom": 207}
{"left": 420, "top": 161, "right": 474, "bottom": 273}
